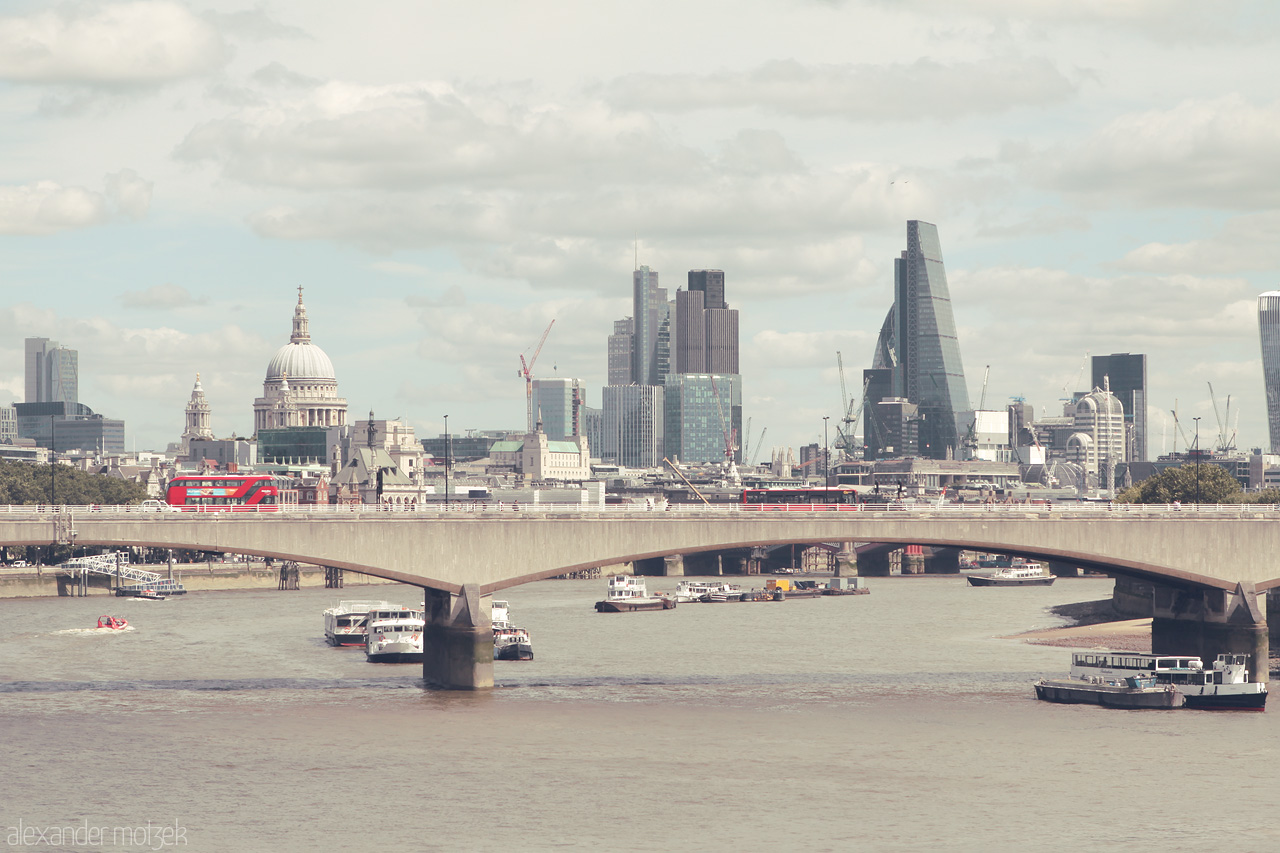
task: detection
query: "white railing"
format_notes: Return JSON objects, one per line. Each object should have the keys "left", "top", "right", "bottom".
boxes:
{"left": 58, "top": 552, "right": 162, "bottom": 583}
{"left": 1, "top": 502, "right": 1279, "bottom": 519}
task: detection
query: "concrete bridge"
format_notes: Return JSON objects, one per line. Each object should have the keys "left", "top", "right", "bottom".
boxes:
{"left": 2, "top": 503, "right": 1277, "bottom": 689}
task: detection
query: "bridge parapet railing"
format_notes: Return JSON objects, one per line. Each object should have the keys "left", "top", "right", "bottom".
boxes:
{"left": 4, "top": 502, "right": 1280, "bottom": 519}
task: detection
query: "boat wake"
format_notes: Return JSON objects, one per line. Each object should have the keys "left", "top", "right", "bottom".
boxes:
{"left": 52, "top": 626, "right": 137, "bottom": 636}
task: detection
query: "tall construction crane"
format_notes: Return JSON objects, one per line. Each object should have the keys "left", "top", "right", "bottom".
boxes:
{"left": 749, "top": 426, "right": 767, "bottom": 466}
{"left": 710, "top": 375, "right": 740, "bottom": 485}
{"left": 518, "top": 319, "right": 555, "bottom": 434}
{"left": 1208, "top": 382, "right": 1238, "bottom": 452}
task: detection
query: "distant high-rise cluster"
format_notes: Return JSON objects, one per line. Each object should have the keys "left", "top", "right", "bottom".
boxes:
{"left": 15, "top": 336, "right": 124, "bottom": 453}
{"left": 602, "top": 264, "right": 742, "bottom": 467}
{"left": 864, "top": 221, "right": 969, "bottom": 460}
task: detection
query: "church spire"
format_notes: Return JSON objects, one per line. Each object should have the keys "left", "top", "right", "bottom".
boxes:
{"left": 291, "top": 285, "right": 311, "bottom": 344}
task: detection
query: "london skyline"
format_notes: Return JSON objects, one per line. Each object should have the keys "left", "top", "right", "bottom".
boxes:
{"left": 2, "top": 1, "right": 1278, "bottom": 454}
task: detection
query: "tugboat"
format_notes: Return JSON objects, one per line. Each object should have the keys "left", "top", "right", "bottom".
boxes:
{"left": 594, "top": 576, "right": 676, "bottom": 612}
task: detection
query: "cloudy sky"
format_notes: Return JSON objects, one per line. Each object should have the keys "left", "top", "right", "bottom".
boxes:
{"left": 3, "top": 0, "right": 1279, "bottom": 458}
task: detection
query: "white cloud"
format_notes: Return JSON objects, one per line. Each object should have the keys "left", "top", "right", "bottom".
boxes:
{"left": 1028, "top": 96, "right": 1280, "bottom": 209}
{"left": 604, "top": 57, "right": 1077, "bottom": 120}
{"left": 0, "top": 2, "right": 228, "bottom": 86}
{"left": 0, "top": 171, "right": 154, "bottom": 234}
{"left": 0, "top": 180, "right": 106, "bottom": 234}
{"left": 105, "top": 169, "right": 153, "bottom": 219}
{"left": 1117, "top": 212, "right": 1280, "bottom": 274}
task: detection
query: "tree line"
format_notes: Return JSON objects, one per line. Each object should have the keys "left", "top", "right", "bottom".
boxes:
{"left": 0, "top": 459, "right": 148, "bottom": 506}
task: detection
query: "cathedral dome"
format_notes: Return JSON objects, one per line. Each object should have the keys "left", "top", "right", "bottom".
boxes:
{"left": 263, "top": 288, "right": 337, "bottom": 382}
{"left": 266, "top": 341, "right": 336, "bottom": 382}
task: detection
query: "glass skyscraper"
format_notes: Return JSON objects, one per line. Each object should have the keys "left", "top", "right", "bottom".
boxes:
{"left": 663, "top": 373, "right": 741, "bottom": 464}
{"left": 868, "top": 221, "right": 969, "bottom": 459}
{"left": 1259, "top": 292, "right": 1280, "bottom": 452}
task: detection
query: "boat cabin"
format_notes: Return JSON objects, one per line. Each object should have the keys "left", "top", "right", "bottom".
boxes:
{"left": 605, "top": 576, "right": 650, "bottom": 600}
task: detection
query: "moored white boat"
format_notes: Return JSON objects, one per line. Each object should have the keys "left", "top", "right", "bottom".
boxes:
{"left": 365, "top": 612, "right": 425, "bottom": 663}
{"left": 491, "top": 600, "right": 534, "bottom": 660}
{"left": 967, "top": 560, "right": 1055, "bottom": 586}
{"left": 323, "top": 599, "right": 395, "bottom": 647}
{"left": 594, "top": 576, "right": 676, "bottom": 612}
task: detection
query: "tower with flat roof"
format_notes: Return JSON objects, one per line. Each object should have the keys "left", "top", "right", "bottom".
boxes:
{"left": 1259, "top": 292, "right": 1280, "bottom": 452}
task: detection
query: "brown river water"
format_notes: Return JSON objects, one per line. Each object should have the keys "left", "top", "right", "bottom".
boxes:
{"left": 1, "top": 575, "right": 1277, "bottom": 852}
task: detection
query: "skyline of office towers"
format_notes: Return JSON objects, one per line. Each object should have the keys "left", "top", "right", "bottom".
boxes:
{"left": 25, "top": 337, "right": 78, "bottom": 407}
{"left": 675, "top": 269, "right": 739, "bottom": 375}
{"left": 1091, "top": 353, "right": 1147, "bottom": 462}
{"left": 867, "top": 220, "right": 970, "bottom": 460}
{"left": 1260, "top": 292, "right": 1280, "bottom": 453}
{"left": 663, "top": 373, "right": 742, "bottom": 464}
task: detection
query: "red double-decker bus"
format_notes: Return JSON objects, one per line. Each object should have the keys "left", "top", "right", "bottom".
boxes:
{"left": 740, "top": 487, "right": 861, "bottom": 508}
{"left": 165, "top": 474, "right": 298, "bottom": 511}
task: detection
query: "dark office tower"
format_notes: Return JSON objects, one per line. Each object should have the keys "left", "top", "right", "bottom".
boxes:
{"left": 869, "top": 221, "right": 969, "bottom": 459}
{"left": 1091, "top": 353, "right": 1147, "bottom": 462}
{"left": 608, "top": 317, "right": 634, "bottom": 385}
{"left": 861, "top": 368, "right": 893, "bottom": 459}
{"left": 688, "top": 269, "right": 726, "bottom": 309}
{"left": 1260, "top": 293, "right": 1280, "bottom": 452}
{"left": 632, "top": 265, "right": 667, "bottom": 386}
{"left": 675, "top": 271, "right": 739, "bottom": 374}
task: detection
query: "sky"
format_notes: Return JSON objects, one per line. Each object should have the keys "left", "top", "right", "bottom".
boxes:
{"left": 3, "top": 0, "right": 1280, "bottom": 458}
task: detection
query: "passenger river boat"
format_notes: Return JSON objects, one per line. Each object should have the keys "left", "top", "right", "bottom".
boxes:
{"left": 365, "top": 607, "right": 425, "bottom": 663}
{"left": 594, "top": 576, "right": 676, "bottom": 612}
{"left": 967, "top": 560, "right": 1055, "bottom": 587}
{"left": 323, "top": 599, "right": 395, "bottom": 646}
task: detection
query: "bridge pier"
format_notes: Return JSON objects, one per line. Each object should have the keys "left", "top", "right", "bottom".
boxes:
{"left": 901, "top": 546, "right": 924, "bottom": 575}
{"left": 858, "top": 550, "right": 892, "bottom": 577}
{"left": 834, "top": 545, "right": 856, "bottom": 577}
{"left": 1151, "top": 582, "right": 1269, "bottom": 684}
{"left": 422, "top": 584, "right": 493, "bottom": 690}
{"left": 663, "top": 554, "right": 684, "bottom": 576}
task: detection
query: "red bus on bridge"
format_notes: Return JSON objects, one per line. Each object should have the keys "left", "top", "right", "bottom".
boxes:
{"left": 740, "top": 487, "right": 862, "bottom": 508}
{"left": 165, "top": 474, "right": 298, "bottom": 511}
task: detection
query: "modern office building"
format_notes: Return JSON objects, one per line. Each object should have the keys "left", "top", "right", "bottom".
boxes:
{"left": 1091, "top": 353, "right": 1147, "bottom": 462}
{"left": 1261, "top": 292, "right": 1280, "bottom": 453}
{"left": 631, "top": 265, "right": 669, "bottom": 387}
{"left": 675, "top": 272, "right": 739, "bottom": 375}
{"left": 663, "top": 373, "right": 741, "bottom": 464}
{"left": 25, "top": 337, "right": 78, "bottom": 407}
{"left": 531, "top": 378, "right": 584, "bottom": 441}
{"left": 1066, "top": 381, "right": 1126, "bottom": 493}
{"left": 868, "top": 221, "right": 969, "bottom": 460}
{"left": 608, "top": 318, "right": 634, "bottom": 385}
{"left": 602, "top": 384, "right": 664, "bottom": 468}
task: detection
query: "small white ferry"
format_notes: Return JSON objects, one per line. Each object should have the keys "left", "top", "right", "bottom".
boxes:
{"left": 1068, "top": 651, "right": 1266, "bottom": 710}
{"left": 594, "top": 576, "right": 676, "bottom": 612}
{"left": 365, "top": 611, "right": 425, "bottom": 663}
{"left": 323, "top": 600, "right": 394, "bottom": 647}
{"left": 967, "top": 560, "right": 1055, "bottom": 587}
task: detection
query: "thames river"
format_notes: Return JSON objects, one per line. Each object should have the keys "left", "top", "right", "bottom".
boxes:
{"left": 1, "top": 575, "right": 1277, "bottom": 852}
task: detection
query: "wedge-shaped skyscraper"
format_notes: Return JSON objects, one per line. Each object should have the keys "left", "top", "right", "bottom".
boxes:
{"left": 867, "top": 221, "right": 969, "bottom": 460}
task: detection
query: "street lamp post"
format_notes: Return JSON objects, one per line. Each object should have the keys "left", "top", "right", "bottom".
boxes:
{"left": 49, "top": 415, "right": 55, "bottom": 505}
{"left": 822, "top": 416, "right": 830, "bottom": 487}
{"left": 443, "top": 415, "right": 450, "bottom": 509}
{"left": 1193, "top": 416, "right": 1201, "bottom": 504}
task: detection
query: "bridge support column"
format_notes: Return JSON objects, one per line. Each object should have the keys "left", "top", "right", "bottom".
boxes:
{"left": 1151, "top": 582, "right": 1269, "bottom": 684}
{"left": 901, "top": 547, "right": 925, "bottom": 575}
{"left": 923, "top": 547, "right": 961, "bottom": 574}
{"left": 663, "top": 554, "right": 684, "bottom": 577}
{"left": 834, "top": 548, "right": 857, "bottom": 577}
{"left": 422, "top": 584, "right": 493, "bottom": 691}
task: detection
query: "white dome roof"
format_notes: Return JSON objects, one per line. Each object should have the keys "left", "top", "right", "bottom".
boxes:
{"left": 264, "top": 288, "right": 337, "bottom": 381}
{"left": 267, "top": 341, "right": 336, "bottom": 382}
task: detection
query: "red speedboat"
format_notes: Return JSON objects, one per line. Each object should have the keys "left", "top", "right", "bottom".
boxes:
{"left": 96, "top": 615, "right": 129, "bottom": 630}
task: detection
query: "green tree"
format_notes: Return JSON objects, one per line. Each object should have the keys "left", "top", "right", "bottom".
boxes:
{"left": 1116, "top": 463, "right": 1243, "bottom": 504}
{"left": 0, "top": 460, "right": 148, "bottom": 506}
